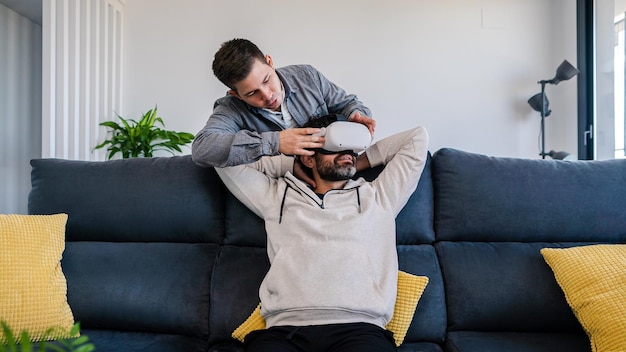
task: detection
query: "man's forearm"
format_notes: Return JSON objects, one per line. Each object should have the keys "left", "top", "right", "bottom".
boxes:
{"left": 192, "top": 130, "right": 280, "bottom": 167}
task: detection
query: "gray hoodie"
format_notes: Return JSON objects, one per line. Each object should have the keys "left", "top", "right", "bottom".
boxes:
{"left": 216, "top": 126, "right": 429, "bottom": 329}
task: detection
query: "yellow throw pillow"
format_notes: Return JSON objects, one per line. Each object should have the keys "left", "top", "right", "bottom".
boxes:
{"left": 541, "top": 244, "right": 626, "bottom": 352}
{"left": 232, "top": 270, "right": 429, "bottom": 347}
{"left": 386, "top": 271, "right": 429, "bottom": 346}
{"left": 0, "top": 214, "right": 76, "bottom": 343}
{"left": 232, "top": 303, "right": 265, "bottom": 343}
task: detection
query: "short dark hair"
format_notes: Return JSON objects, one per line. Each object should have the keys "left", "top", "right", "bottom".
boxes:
{"left": 212, "top": 38, "right": 266, "bottom": 90}
{"left": 302, "top": 114, "right": 341, "bottom": 129}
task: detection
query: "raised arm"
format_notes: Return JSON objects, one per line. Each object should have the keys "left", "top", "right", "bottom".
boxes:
{"left": 215, "top": 154, "right": 294, "bottom": 218}
{"left": 365, "top": 126, "right": 429, "bottom": 215}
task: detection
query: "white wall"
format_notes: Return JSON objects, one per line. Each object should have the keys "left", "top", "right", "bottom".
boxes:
{"left": 122, "top": 0, "right": 578, "bottom": 159}
{"left": 545, "top": 0, "right": 579, "bottom": 158}
{"left": 0, "top": 3, "right": 42, "bottom": 214}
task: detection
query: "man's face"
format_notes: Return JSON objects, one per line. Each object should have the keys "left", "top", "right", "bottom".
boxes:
{"left": 229, "top": 55, "right": 284, "bottom": 111}
{"left": 314, "top": 151, "right": 357, "bottom": 181}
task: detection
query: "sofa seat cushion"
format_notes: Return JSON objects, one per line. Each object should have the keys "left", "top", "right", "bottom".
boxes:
{"left": 62, "top": 242, "right": 216, "bottom": 338}
{"left": 397, "top": 245, "right": 447, "bottom": 344}
{"left": 397, "top": 341, "right": 444, "bottom": 352}
{"left": 208, "top": 246, "right": 269, "bottom": 344}
{"left": 79, "top": 329, "right": 208, "bottom": 352}
{"left": 436, "top": 241, "right": 585, "bottom": 332}
{"left": 444, "top": 331, "right": 590, "bottom": 352}
{"left": 232, "top": 271, "right": 429, "bottom": 347}
{"left": 207, "top": 340, "right": 444, "bottom": 352}
{"left": 221, "top": 243, "right": 446, "bottom": 348}
{"left": 207, "top": 342, "right": 245, "bottom": 352}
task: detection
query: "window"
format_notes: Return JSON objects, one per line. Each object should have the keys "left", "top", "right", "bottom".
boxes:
{"left": 578, "top": 0, "right": 626, "bottom": 160}
{"left": 615, "top": 13, "right": 626, "bottom": 158}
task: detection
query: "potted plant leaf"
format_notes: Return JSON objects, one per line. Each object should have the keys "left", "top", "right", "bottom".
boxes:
{"left": 1, "top": 322, "right": 95, "bottom": 352}
{"left": 94, "top": 106, "right": 195, "bottom": 159}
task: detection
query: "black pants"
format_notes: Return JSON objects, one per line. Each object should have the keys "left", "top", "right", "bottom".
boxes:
{"left": 244, "top": 322, "right": 397, "bottom": 352}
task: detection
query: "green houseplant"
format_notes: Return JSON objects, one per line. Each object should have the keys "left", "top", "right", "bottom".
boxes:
{"left": 0, "top": 322, "right": 95, "bottom": 352}
{"left": 94, "top": 106, "right": 195, "bottom": 159}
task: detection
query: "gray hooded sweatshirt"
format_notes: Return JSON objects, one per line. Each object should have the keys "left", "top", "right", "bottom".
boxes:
{"left": 216, "top": 126, "right": 429, "bottom": 329}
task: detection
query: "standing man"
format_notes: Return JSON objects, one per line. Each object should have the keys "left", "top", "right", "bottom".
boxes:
{"left": 192, "top": 38, "right": 375, "bottom": 169}
{"left": 215, "top": 114, "right": 429, "bottom": 352}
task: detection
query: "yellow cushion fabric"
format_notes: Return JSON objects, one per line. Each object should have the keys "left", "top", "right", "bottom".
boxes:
{"left": 541, "top": 244, "right": 626, "bottom": 352}
{"left": 0, "top": 214, "right": 76, "bottom": 343}
{"left": 232, "top": 303, "right": 265, "bottom": 343}
{"left": 386, "top": 271, "right": 429, "bottom": 346}
{"left": 232, "top": 270, "right": 429, "bottom": 347}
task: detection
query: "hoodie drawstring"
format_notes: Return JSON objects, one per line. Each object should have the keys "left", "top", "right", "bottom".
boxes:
{"left": 279, "top": 186, "right": 289, "bottom": 224}
{"left": 279, "top": 184, "right": 363, "bottom": 223}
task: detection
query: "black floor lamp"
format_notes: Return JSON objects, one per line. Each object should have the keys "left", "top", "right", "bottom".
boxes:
{"left": 527, "top": 60, "right": 579, "bottom": 159}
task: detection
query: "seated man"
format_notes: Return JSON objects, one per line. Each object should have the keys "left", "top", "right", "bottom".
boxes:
{"left": 215, "top": 115, "right": 429, "bottom": 352}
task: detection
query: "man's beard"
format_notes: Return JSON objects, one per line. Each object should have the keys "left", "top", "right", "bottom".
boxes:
{"left": 315, "top": 153, "right": 357, "bottom": 181}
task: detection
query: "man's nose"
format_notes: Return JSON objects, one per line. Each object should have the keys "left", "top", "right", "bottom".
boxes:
{"left": 260, "top": 87, "right": 272, "bottom": 100}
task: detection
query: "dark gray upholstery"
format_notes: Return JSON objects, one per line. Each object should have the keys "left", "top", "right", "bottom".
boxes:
{"left": 432, "top": 148, "right": 626, "bottom": 242}
{"left": 431, "top": 148, "right": 626, "bottom": 351}
{"left": 27, "top": 148, "right": 626, "bottom": 351}
{"left": 443, "top": 331, "right": 590, "bottom": 352}
{"left": 29, "top": 156, "right": 225, "bottom": 243}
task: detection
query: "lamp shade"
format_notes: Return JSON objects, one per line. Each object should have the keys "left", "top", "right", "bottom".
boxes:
{"left": 552, "top": 60, "right": 579, "bottom": 84}
{"left": 527, "top": 93, "right": 551, "bottom": 117}
{"left": 548, "top": 150, "right": 576, "bottom": 160}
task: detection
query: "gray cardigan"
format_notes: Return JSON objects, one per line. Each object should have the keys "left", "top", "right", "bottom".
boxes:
{"left": 192, "top": 64, "right": 371, "bottom": 167}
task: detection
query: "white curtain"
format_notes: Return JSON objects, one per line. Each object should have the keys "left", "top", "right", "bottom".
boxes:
{"left": 0, "top": 4, "right": 42, "bottom": 214}
{"left": 42, "top": 0, "right": 124, "bottom": 160}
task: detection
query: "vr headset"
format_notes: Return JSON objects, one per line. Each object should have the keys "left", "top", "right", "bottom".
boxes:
{"left": 312, "top": 121, "right": 372, "bottom": 154}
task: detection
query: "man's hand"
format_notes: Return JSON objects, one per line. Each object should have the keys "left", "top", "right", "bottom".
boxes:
{"left": 349, "top": 111, "right": 376, "bottom": 136}
{"left": 278, "top": 128, "right": 325, "bottom": 156}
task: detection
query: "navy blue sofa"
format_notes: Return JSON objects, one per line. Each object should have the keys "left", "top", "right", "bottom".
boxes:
{"left": 27, "top": 148, "right": 626, "bottom": 352}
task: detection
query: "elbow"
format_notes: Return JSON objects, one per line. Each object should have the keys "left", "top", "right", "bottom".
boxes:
{"left": 191, "top": 138, "right": 223, "bottom": 168}
{"left": 191, "top": 152, "right": 212, "bottom": 168}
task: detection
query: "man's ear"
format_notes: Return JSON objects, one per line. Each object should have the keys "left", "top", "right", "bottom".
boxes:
{"left": 300, "top": 154, "right": 316, "bottom": 169}
{"left": 227, "top": 89, "right": 240, "bottom": 99}
{"left": 265, "top": 54, "right": 275, "bottom": 68}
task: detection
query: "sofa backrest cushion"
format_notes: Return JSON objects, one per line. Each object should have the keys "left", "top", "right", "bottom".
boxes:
{"left": 432, "top": 148, "right": 626, "bottom": 242}
{"left": 356, "top": 154, "right": 435, "bottom": 245}
{"left": 29, "top": 156, "right": 225, "bottom": 243}
{"left": 208, "top": 246, "right": 269, "bottom": 344}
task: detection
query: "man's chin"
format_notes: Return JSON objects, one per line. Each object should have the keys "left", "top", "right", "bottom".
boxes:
{"left": 331, "top": 168, "right": 356, "bottom": 181}
{"left": 266, "top": 98, "right": 282, "bottom": 111}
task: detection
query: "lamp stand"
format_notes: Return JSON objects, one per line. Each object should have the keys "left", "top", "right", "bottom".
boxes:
{"left": 539, "top": 81, "right": 548, "bottom": 159}
{"left": 528, "top": 60, "right": 578, "bottom": 160}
